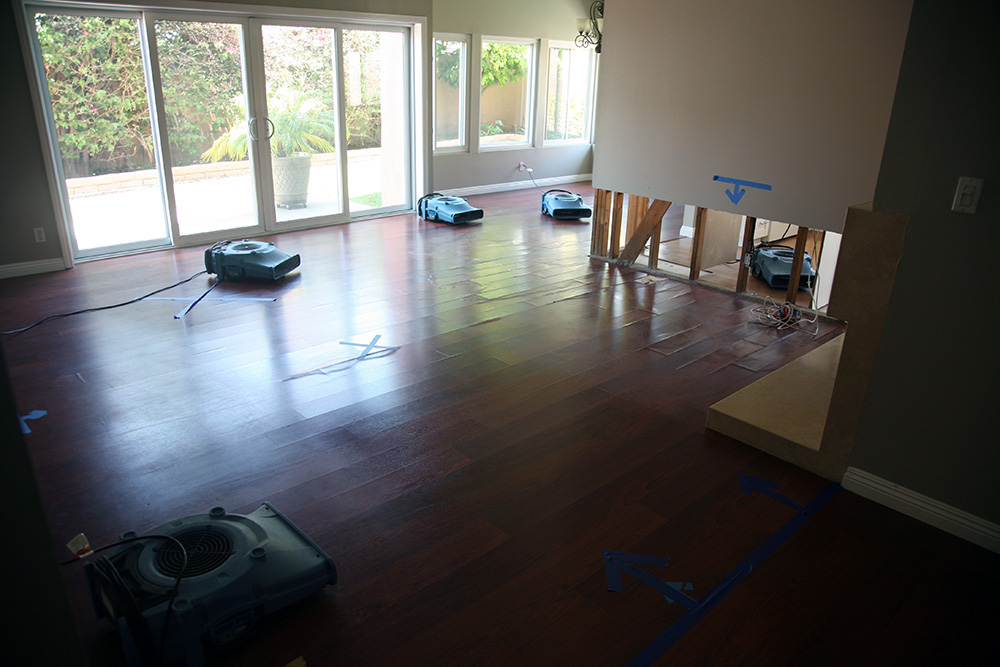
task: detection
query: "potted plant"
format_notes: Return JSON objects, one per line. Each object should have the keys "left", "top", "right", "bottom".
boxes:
{"left": 202, "top": 90, "right": 337, "bottom": 208}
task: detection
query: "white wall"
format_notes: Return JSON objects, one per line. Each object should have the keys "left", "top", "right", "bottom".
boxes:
{"left": 592, "top": 0, "right": 913, "bottom": 233}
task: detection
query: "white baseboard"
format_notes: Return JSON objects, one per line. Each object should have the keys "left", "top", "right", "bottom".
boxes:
{"left": 842, "top": 467, "right": 1000, "bottom": 554}
{"left": 441, "top": 173, "right": 592, "bottom": 198}
{"left": 0, "top": 258, "right": 67, "bottom": 279}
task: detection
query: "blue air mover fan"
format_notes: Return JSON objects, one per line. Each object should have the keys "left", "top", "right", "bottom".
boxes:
{"left": 84, "top": 503, "right": 336, "bottom": 667}
{"left": 205, "top": 240, "right": 300, "bottom": 281}
{"left": 750, "top": 245, "right": 816, "bottom": 290}
{"left": 541, "top": 189, "right": 592, "bottom": 220}
{"left": 417, "top": 193, "right": 484, "bottom": 224}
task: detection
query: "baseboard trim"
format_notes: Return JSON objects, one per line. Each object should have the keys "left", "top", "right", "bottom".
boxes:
{"left": 0, "top": 258, "right": 67, "bottom": 279}
{"left": 441, "top": 173, "right": 592, "bottom": 198}
{"left": 842, "top": 467, "right": 1000, "bottom": 554}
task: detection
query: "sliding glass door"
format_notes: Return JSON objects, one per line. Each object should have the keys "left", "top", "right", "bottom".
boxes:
{"left": 342, "top": 28, "right": 410, "bottom": 215}
{"left": 258, "top": 23, "right": 345, "bottom": 226}
{"left": 32, "top": 10, "right": 171, "bottom": 257}
{"left": 26, "top": 4, "right": 413, "bottom": 259}
{"left": 154, "top": 18, "right": 260, "bottom": 237}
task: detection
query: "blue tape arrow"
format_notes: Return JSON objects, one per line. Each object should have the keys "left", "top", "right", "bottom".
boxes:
{"left": 603, "top": 550, "right": 699, "bottom": 610}
{"left": 726, "top": 182, "right": 746, "bottom": 204}
{"left": 623, "top": 479, "right": 841, "bottom": 667}
{"left": 739, "top": 474, "right": 805, "bottom": 513}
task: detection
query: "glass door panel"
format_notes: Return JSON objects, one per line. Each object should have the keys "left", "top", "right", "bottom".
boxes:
{"left": 342, "top": 29, "right": 409, "bottom": 213}
{"left": 259, "top": 24, "right": 344, "bottom": 225}
{"left": 154, "top": 19, "right": 259, "bottom": 236}
{"left": 33, "top": 11, "right": 170, "bottom": 257}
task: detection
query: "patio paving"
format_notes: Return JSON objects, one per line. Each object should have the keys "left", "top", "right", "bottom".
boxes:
{"left": 69, "top": 150, "right": 383, "bottom": 252}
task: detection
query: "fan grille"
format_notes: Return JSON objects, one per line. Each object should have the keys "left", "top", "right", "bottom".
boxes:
{"left": 154, "top": 527, "right": 235, "bottom": 578}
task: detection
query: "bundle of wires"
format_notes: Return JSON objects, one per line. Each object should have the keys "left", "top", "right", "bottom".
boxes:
{"left": 750, "top": 296, "right": 819, "bottom": 335}
{"left": 63, "top": 534, "right": 188, "bottom": 666}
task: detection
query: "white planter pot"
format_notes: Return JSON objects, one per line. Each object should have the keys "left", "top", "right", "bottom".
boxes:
{"left": 272, "top": 153, "right": 311, "bottom": 209}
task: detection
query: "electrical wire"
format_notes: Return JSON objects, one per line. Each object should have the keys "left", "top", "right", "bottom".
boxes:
{"left": 63, "top": 533, "right": 188, "bottom": 664}
{"left": 526, "top": 168, "right": 545, "bottom": 192}
{"left": 1, "top": 269, "right": 209, "bottom": 337}
{"left": 750, "top": 295, "right": 820, "bottom": 335}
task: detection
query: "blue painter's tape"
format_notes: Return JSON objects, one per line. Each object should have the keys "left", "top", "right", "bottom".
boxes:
{"left": 175, "top": 280, "right": 221, "bottom": 318}
{"left": 147, "top": 296, "right": 276, "bottom": 302}
{"left": 739, "top": 474, "right": 805, "bottom": 512}
{"left": 712, "top": 175, "right": 773, "bottom": 191}
{"left": 603, "top": 551, "right": 698, "bottom": 610}
{"left": 340, "top": 335, "right": 399, "bottom": 361}
{"left": 19, "top": 409, "right": 48, "bottom": 434}
{"left": 625, "top": 480, "right": 841, "bottom": 667}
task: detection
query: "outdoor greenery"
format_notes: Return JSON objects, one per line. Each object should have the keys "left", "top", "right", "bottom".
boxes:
{"left": 202, "top": 91, "right": 337, "bottom": 161}
{"left": 36, "top": 15, "right": 244, "bottom": 177}
{"left": 436, "top": 40, "right": 529, "bottom": 93}
{"left": 480, "top": 42, "right": 529, "bottom": 91}
{"left": 36, "top": 15, "right": 151, "bottom": 178}
{"left": 35, "top": 15, "right": 384, "bottom": 178}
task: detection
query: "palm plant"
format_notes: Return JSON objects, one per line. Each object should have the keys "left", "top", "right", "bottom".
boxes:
{"left": 202, "top": 90, "right": 337, "bottom": 162}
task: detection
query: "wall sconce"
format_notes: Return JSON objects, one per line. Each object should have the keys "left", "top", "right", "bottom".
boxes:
{"left": 575, "top": 1, "right": 604, "bottom": 53}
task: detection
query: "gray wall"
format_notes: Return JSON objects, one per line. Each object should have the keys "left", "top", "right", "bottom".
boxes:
{"left": 431, "top": 0, "right": 595, "bottom": 190}
{"left": 1, "top": 0, "right": 63, "bottom": 266}
{"left": 591, "top": 0, "right": 913, "bottom": 233}
{"left": 849, "top": 0, "right": 1000, "bottom": 523}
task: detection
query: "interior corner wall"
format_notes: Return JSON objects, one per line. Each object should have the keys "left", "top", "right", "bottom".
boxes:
{"left": 1, "top": 0, "right": 63, "bottom": 267}
{"left": 847, "top": 0, "right": 1000, "bottom": 524}
{"left": 430, "top": 0, "right": 595, "bottom": 192}
{"left": 591, "top": 0, "right": 913, "bottom": 233}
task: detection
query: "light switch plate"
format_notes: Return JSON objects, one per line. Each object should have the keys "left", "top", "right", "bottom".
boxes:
{"left": 951, "top": 176, "right": 983, "bottom": 214}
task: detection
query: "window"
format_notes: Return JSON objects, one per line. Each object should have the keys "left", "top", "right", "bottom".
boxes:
{"left": 545, "top": 44, "right": 595, "bottom": 143}
{"left": 434, "top": 36, "right": 468, "bottom": 151}
{"left": 480, "top": 38, "right": 534, "bottom": 147}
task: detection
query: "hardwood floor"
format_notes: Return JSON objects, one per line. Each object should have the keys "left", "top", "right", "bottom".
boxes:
{"left": 1, "top": 184, "right": 996, "bottom": 666}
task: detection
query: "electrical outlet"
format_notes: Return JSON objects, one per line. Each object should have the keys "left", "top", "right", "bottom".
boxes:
{"left": 951, "top": 176, "right": 983, "bottom": 214}
{"left": 33, "top": 227, "right": 46, "bottom": 243}
{"left": 519, "top": 162, "right": 527, "bottom": 172}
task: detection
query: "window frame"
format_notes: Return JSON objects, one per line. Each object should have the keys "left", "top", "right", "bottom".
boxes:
{"left": 432, "top": 32, "right": 470, "bottom": 155}
{"left": 541, "top": 39, "right": 597, "bottom": 147}
{"left": 478, "top": 35, "right": 537, "bottom": 151}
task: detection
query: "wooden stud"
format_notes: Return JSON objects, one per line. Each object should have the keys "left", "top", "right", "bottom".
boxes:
{"left": 688, "top": 206, "right": 708, "bottom": 281}
{"left": 596, "top": 188, "right": 607, "bottom": 256}
{"left": 626, "top": 194, "right": 648, "bottom": 239}
{"left": 609, "top": 191, "right": 624, "bottom": 258}
{"left": 648, "top": 217, "right": 662, "bottom": 270}
{"left": 617, "top": 199, "right": 672, "bottom": 265}
{"left": 786, "top": 225, "right": 810, "bottom": 304}
{"left": 590, "top": 189, "right": 610, "bottom": 255}
{"left": 736, "top": 216, "right": 756, "bottom": 293}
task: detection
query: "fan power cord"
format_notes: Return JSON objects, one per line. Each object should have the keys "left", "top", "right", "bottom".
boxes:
{"left": 1, "top": 269, "right": 209, "bottom": 337}
{"left": 63, "top": 533, "right": 188, "bottom": 665}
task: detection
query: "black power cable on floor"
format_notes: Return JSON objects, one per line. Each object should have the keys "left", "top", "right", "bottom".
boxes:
{"left": 1, "top": 269, "right": 209, "bottom": 337}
